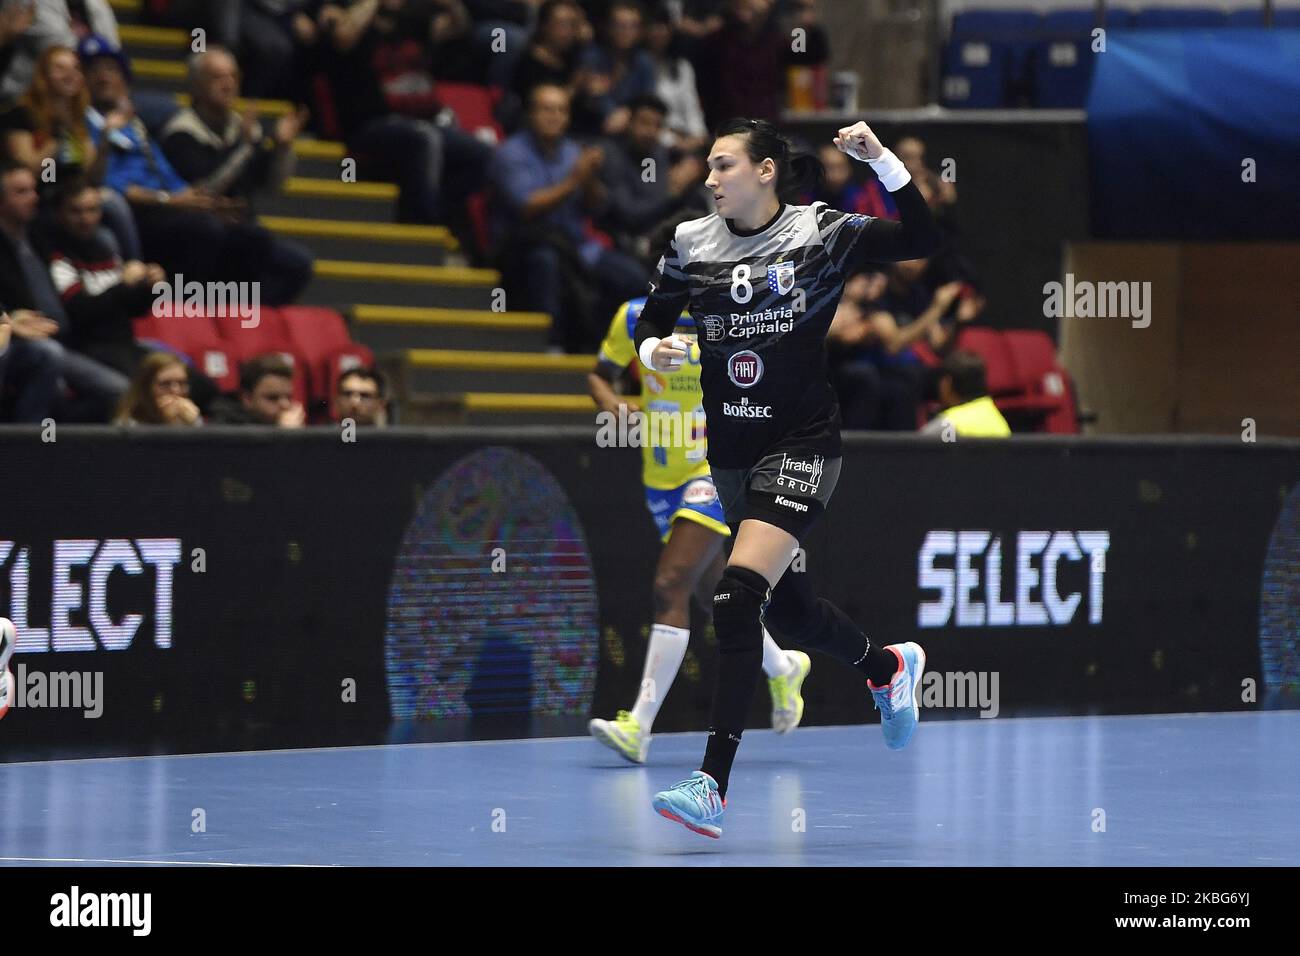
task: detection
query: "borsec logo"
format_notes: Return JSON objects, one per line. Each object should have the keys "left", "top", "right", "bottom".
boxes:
{"left": 701, "top": 314, "right": 725, "bottom": 342}
{"left": 727, "top": 350, "right": 764, "bottom": 388}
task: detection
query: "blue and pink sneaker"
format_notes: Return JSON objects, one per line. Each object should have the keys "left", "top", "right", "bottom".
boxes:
{"left": 868, "top": 642, "right": 926, "bottom": 750}
{"left": 652, "top": 770, "right": 725, "bottom": 838}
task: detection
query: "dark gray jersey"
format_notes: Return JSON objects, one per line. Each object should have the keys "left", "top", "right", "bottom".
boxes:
{"left": 634, "top": 179, "right": 939, "bottom": 468}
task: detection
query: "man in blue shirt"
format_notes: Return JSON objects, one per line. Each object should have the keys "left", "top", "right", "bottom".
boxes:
{"left": 81, "top": 37, "right": 309, "bottom": 305}
{"left": 488, "top": 83, "right": 646, "bottom": 352}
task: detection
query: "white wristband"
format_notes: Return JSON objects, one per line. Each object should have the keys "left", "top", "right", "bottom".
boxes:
{"left": 638, "top": 336, "right": 662, "bottom": 371}
{"left": 867, "top": 147, "right": 911, "bottom": 192}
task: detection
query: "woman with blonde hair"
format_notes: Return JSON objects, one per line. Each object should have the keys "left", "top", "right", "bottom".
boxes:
{"left": 114, "top": 352, "right": 203, "bottom": 426}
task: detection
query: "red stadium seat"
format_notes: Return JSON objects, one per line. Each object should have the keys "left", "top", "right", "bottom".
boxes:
{"left": 205, "top": 307, "right": 308, "bottom": 405}
{"left": 134, "top": 310, "right": 240, "bottom": 392}
{"left": 276, "top": 306, "right": 374, "bottom": 409}
{"left": 434, "top": 82, "right": 503, "bottom": 143}
{"left": 952, "top": 326, "right": 1019, "bottom": 395}
{"left": 1001, "top": 329, "right": 1080, "bottom": 433}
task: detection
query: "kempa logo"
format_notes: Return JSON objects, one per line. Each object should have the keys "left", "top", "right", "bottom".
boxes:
{"left": 153, "top": 272, "right": 261, "bottom": 328}
{"left": 774, "top": 495, "right": 808, "bottom": 513}
{"left": 1042, "top": 273, "right": 1151, "bottom": 328}
{"left": 9, "top": 663, "right": 103, "bottom": 717}
{"left": 50, "top": 886, "right": 151, "bottom": 936}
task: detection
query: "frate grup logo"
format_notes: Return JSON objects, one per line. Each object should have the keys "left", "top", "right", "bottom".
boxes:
{"left": 727, "top": 350, "right": 764, "bottom": 388}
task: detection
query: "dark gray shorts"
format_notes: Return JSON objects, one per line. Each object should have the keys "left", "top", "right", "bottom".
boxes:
{"left": 711, "top": 451, "right": 842, "bottom": 541}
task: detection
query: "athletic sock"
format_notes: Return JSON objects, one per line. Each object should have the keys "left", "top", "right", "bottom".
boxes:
{"left": 760, "top": 628, "right": 792, "bottom": 678}
{"left": 629, "top": 623, "right": 690, "bottom": 729}
{"left": 856, "top": 641, "right": 902, "bottom": 687}
{"left": 701, "top": 729, "right": 742, "bottom": 800}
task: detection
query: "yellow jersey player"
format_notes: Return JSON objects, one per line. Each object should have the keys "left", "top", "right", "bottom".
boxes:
{"left": 586, "top": 297, "right": 811, "bottom": 763}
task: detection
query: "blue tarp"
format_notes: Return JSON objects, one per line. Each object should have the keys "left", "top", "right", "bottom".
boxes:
{"left": 1087, "top": 29, "right": 1300, "bottom": 238}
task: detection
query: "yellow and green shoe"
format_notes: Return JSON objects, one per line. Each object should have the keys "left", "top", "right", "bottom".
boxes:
{"left": 768, "top": 651, "right": 811, "bottom": 734}
{"left": 588, "top": 710, "right": 648, "bottom": 763}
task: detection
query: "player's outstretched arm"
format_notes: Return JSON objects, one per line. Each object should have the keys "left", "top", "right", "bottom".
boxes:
{"left": 834, "top": 121, "right": 942, "bottom": 264}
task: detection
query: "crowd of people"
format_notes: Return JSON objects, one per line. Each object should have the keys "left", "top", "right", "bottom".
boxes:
{"left": 1, "top": 0, "right": 1000, "bottom": 432}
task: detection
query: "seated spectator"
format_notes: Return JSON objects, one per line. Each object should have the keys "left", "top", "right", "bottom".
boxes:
{"left": 813, "top": 143, "right": 896, "bottom": 219}
{"left": 160, "top": 47, "right": 314, "bottom": 288}
{"left": 113, "top": 351, "right": 203, "bottom": 426}
{"left": 644, "top": 5, "right": 707, "bottom": 154}
{"left": 827, "top": 264, "right": 976, "bottom": 431}
{"left": 921, "top": 350, "right": 1010, "bottom": 437}
{"left": 39, "top": 175, "right": 159, "bottom": 376}
{"left": 690, "top": 0, "right": 786, "bottom": 128}
{"left": 489, "top": 82, "right": 646, "bottom": 352}
{"left": 333, "top": 366, "right": 387, "bottom": 426}
{"left": 511, "top": 0, "right": 589, "bottom": 108}
{"left": 0, "top": 0, "right": 117, "bottom": 102}
{"left": 80, "top": 36, "right": 311, "bottom": 305}
{"left": 38, "top": 176, "right": 217, "bottom": 412}
{"left": 207, "top": 0, "right": 317, "bottom": 100}
{"left": 574, "top": 0, "right": 656, "bottom": 136}
{"left": 0, "top": 44, "right": 140, "bottom": 256}
{"left": 1, "top": 45, "right": 95, "bottom": 177}
{"left": 463, "top": 0, "right": 533, "bottom": 88}
{"left": 0, "top": 159, "right": 125, "bottom": 420}
{"left": 208, "top": 354, "right": 306, "bottom": 426}
{"left": 598, "top": 92, "right": 706, "bottom": 266}
{"left": 311, "top": 0, "right": 493, "bottom": 237}
{"left": 896, "top": 135, "right": 957, "bottom": 213}
{"left": 0, "top": 303, "right": 62, "bottom": 423}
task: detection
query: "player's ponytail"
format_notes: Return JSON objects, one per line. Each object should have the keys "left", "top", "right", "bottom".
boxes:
{"left": 715, "top": 117, "right": 824, "bottom": 204}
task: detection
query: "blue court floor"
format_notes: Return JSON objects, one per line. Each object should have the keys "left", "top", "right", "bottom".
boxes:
{"left": 2, "top": 711, "right": 1297, "bottom": 866}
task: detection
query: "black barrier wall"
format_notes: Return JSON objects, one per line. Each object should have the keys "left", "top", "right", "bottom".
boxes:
{"left": 0, "top": 427, "right": 1296, "bottom": 758}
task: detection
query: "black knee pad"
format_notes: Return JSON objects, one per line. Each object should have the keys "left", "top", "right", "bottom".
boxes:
{"left": 762, "top": 570, "right": 821, "bottom": 644}
{"left": 712, "top": 566, "right": 770, "bottom": 653}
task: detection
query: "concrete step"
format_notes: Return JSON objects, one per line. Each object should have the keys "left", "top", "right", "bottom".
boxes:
{"left": 133, "top": 58, "right": 187, "bottom": 89}
{"left": 300, "top": 261, "right": 500, "bottom": 310}
{"left": 259, "top": 216, "right": 454, "bottom": 265}
{"left": 351, "top": 305, "right": 550, "bottom": 352}
{"left": 393, "top": 348, "right": 593, "bottom": 395}
{"left": 119, "top": 24, "right": 190, "bottom": 54}
{"left": 393, "top": 391, "right": 596, "bottom": 426}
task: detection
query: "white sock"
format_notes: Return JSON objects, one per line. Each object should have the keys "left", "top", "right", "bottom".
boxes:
{"left": 761, "top": 628, "right": 793, "bottom": 678}
{"left": 629, "top": 623, "right": 690, "bottom": 729}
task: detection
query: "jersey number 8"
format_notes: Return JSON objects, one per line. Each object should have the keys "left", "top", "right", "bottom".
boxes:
{"left": 730, "top": 264, "right": 753, "bottom": 304}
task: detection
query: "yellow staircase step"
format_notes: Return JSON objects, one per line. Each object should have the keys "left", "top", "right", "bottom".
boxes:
{"left": 259, "top": 216, "right": 455, "bottom": 248}
{"left": 283, "top": 177, "right": 397, "bottom": 200}
{"left": 462, "top": 393, "right": 595, "bottom": 413}
{"left": 119, "top": 24, "right": 189, "bottom": 48}
{"left": 174, "top": 94, "right": 295, "bottom": 116}
{"left": 133, "top": 58, "right": 186, "bottom": 80}
{"left": 315, "top": 260, "right": 499, "bottom": 286}
{"left": 408, "top": 350, "right": 593, "bottom": 373}
{"left": 293, "top": 140, "right": 347, "bottom": 161}
{"left": 353, "top": 305, "right": 548, "bottom": 331}
{"left": 110, "top": 0, "right": 141, "bottom": 12}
